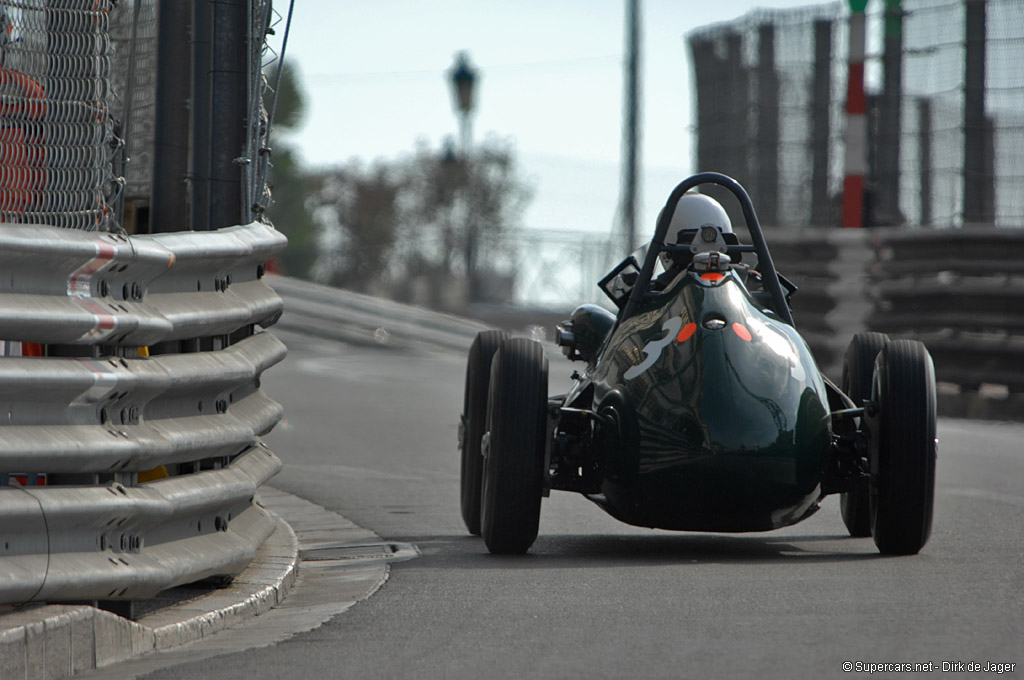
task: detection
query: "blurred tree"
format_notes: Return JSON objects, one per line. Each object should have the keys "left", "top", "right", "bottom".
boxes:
{"left": 311, "top": 135, "right": 532, "bottom": 307}
{"left": 266, "top": 60, "right": 305, "bottom": 130}
{"left": 314, "top": 163, "right": 403, "bottom": 293}
{"left": 264, "top": 61, "right": 318, "bottom": 278}
{"left": 396, "top": 135, "right": 533, "bottom": 306}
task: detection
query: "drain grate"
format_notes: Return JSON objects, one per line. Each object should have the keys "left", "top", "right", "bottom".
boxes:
{"left": 299, "top": 542, "right": 418, "bottom": 564}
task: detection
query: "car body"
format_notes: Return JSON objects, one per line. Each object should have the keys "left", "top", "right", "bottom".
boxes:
{"left": 460, "top": 173, "right": 937, "bottom": 556}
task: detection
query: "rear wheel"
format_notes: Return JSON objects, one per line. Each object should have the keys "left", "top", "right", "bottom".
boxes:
{"left": 459, "top": 330, "right": 507, "bottom": 536}
{"left": 481, "top": 338, "right": 549, "bottom": 555}
{"left": 839, "top": 332, "right": 889, "bottom": 537}
{"left": 868, "top": 340, "right": 937, "bottom": 555}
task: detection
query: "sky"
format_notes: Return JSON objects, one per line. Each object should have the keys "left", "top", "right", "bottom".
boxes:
{"left": 267, "top": 0, "right": 840, "bottom": 252}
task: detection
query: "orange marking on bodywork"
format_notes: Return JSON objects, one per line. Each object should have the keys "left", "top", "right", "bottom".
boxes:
{"left": 676, "top": 322, "right": 697, "bottom": 343}
{"left": 732, "top": 323, "right": 752, "bottom": 342}
{"left": 700, "top": 272, "right": 725, "bottom": 282}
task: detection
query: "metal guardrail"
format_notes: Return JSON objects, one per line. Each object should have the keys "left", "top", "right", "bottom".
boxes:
{"left": 870, "top": 230, "right": 1024, "bottom": 393}
{"left": 0, "top": 222, "right": 284, "bottom": 346}
{"left": 2, "top": 446, "right": 280, "bottom": 603}
{"left": 269, "top": 275, "right": 488, "bottom": 351}
{"left": 768, "top": 228, "right": 1024, "bottom": 393}
{"left": 0, "top": 222, "right": 287, "bottom": 606}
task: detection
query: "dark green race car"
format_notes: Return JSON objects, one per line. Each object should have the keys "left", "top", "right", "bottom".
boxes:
{"left": 459, "top": 172, "right": 937, "bottom": 557}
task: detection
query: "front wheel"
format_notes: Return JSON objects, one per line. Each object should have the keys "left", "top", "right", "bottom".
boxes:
{"left": 481, "top": 338, "right": 549, "bottom": 555}
{"left": 459, "top": 330, "right": 507, "bottom": 536}
{"left": 839, "top": 332, "right": 889, "bottom": 537}
{"left": 868, "top": 340, "right": 937, "bottom": 555}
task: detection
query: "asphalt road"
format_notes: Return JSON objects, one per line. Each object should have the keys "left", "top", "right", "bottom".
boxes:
{"left": 92, "top": 323, "right": 1023, "bottom": 680}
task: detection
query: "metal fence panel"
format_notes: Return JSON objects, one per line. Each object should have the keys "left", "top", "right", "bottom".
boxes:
{"left": 688, "top": 0, "right": 1024, "bottom": 228}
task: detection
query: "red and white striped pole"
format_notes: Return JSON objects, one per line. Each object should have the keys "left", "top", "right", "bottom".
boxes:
{"left": 842, "top": 0, "right": 869, "bottom": 228}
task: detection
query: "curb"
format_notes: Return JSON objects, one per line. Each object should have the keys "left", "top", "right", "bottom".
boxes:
{"left": 0, "top": 497, "right": 299, "bottom": 679}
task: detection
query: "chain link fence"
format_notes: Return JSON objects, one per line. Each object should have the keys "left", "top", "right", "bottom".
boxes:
{"left": 108, "top": 0, "right": 156, "bottom": 208}
{"left": 1, "top": 0, "right": 279, "bottom": 233}
{"left": 688, "top": 0, "right": 1024, "bottom": 229}
{"left": 0, "top": 0, "right": 119, "bottom": 230}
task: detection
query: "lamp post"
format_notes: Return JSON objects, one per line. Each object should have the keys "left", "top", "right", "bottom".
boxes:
{"left": 447, "top": 52, "right": 479, "bottom": 304}
{"left": 448, "top": 51, "right": 477, "bottom": 155}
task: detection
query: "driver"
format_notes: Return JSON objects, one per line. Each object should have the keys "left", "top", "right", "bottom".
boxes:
{"left": 600, "top": 192, "right": 736, "bottom": 304}
{"left": 654, "top": 191, "right": 733, "bottom": 287}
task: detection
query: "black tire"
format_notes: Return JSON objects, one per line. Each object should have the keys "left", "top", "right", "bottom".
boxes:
{"left": 481, "top": 338, "right": 549, "bottom": 555}
{"left": 460, "top": 330, "right": 507, "bottom": 536}
{"left": 839, "top": 332, "right": 889, "bottom": 537}
{"left": 868, "top": 340, "right": 937, "bottom": 555}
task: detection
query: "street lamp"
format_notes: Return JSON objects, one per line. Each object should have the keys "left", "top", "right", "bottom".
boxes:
{"left": 448, "top": 51, "right": 478, "bottom": 155}
{"left": 447, "top": 51, "right": 479, "bottom": 304}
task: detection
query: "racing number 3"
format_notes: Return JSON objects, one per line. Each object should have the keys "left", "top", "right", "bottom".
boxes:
{"left": 624, "top": 317, "right": 683, "bottom": 380}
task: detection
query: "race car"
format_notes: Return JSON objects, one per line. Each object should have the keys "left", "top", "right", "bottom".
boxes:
{"left": 458, "top": 172, "right": 936, "bottom": 557}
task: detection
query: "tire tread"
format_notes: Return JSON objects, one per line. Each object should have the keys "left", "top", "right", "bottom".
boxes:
{"left": 481, "top": 338, "right": 548, "bottom": 555}
{"left": 870, "top": 339, "right": 937, "bottom": 555}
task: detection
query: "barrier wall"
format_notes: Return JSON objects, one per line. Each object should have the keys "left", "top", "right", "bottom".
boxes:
{"left": 768, "top": 227, "right": 1023, "bottom": 396}
{"left": 0, "top": 222, "right": 286, "bottom": 605}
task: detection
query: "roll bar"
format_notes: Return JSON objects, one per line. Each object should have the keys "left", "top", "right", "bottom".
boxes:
{"left": 619, "top": 172, "right": 795, "bottom": 327}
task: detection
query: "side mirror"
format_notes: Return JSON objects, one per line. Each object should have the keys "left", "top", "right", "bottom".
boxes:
{"left": 598, "top": 256, "right": 641, "bottom": 308}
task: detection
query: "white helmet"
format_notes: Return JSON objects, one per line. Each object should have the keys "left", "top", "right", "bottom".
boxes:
{"left": 659, "top": 192, "right": 732, "bottom": 269}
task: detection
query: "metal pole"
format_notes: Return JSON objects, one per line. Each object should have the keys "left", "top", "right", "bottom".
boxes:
{"left": 842, "top": 0, "right": 869, "bottom": 228}
{"left": 459, "top": 112, "right": 472, "bottom": 157}
{"left": 191, "top": 1, "right": 212, "bottom": 232}
{"left": 461, "top": 119, "right": 475, "bottom": 304}
{"left": 207, "top": 0, "right": 248, "bottom": 231}
{"left": 875, "top": 0, "right": 903, "bottom": 225}
{"left": 918, "top": 97, "right": 933, "bottom": 226}
{"left": 811, "top": 18, "right": 833, "bottom": 226}
{"left": 459, "top": 97, "right": 475, "bottom": 304}
{"left": 266, "top": 0, "right": 296, "bottom": 140}
{"left": 151, "top": 1, "right": 192, "bottom": 233}
{"left": 448, "top": 53, "right": 478, "bottom": 303}
{"left": 725, "top": 32, "right": 746, "bottom": 186}
{"left": 690, "top": 38, "right": 717, "bottom": 175}
{"left": 963, "top": 0, "right": 987, "bottom": 226}
{"left": 114, "top": 0, "right": 142, "bottom": 233}
{"left": 619, "top": 0, "right": 641, "bottom": 253}
{"left": 983, "top": 114, "right": 996, "bottom": 223}
{"left": 756, "top": 23, "right": 778, "bottom": 227}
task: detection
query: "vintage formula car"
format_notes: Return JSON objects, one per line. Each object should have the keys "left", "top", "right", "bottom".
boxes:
{"left": 459, "top": 172, "right": 936, "bottom": 556}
